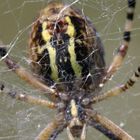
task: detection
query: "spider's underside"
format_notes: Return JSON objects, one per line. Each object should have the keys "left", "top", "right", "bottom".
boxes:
{"left": 0, "top": 0, "right": 139, "bottom": 140}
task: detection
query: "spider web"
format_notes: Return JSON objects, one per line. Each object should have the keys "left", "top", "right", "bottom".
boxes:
{"left": 0, "top": 0, "right": 140, "bottom": 140}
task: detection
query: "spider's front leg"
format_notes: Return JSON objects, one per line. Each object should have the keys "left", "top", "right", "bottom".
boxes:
{"left": 0, "top": 46, "right": 57, "bottom": 97}
{"left": 86, "top": 109, "right": 134, "bottom": 140}
{"left": 36, "top": 113, "right": 66, "bottom": 140}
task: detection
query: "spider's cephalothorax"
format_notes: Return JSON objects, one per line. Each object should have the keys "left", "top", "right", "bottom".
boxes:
{"left": 29, "top": 2, "right": 105, "bottom": 92}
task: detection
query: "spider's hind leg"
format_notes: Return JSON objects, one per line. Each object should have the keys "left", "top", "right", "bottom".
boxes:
{"left": 0, "top": 46, "right": 56, "bottom": 96}
{"left": 101, "top": 0, "right": 136, "bottom": 85}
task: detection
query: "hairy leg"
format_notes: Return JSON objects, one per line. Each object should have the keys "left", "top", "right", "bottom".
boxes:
{"left": 36, "top": 113, "right": 66, "bottom": 140}
{"left": 86, "top": 109, "right": 134, "bottom": 140}
{"left": 92, "top": 65, "right": 140, "bottom": 103}
{"left": 0, "top": 82, "right": 56, "bottom": 109}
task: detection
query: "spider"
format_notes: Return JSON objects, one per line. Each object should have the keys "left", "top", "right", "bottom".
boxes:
{"left": 0, "top": 0, "right": 139, "bottom": 140}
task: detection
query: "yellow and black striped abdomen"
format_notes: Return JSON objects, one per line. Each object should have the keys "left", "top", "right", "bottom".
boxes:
{"left": 29, "top": 2, "right": 105, "bottom": 90}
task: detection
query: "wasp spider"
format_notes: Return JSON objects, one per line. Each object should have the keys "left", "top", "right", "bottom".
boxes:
{"left": 0, "top": 0, "right": 139, "bottom": 140}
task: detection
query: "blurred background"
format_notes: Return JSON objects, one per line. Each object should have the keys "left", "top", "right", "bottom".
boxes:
{"left": 0, "top": 0, "right": 140, "bottom": 140}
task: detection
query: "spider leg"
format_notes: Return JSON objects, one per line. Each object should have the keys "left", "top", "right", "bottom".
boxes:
{"left": 0, "top": 83, "right": 56, "bottom": 109}
{"left": 0, "top": 46, "right": 57, "bottom": 96}
{"left": 36, "top": 113, "right": 66, "bottom": 140}
{"left": 66, "top": 125, "right": 87, "bottom": 140}
{"left": 88, "top": 119, "right": 118, "bottom": 139}
{"left": 67, "top": 127, "right": 75, "bottom": 140}
{"left": 92, "top": 65, "right": 140, "bottom": 103}
{"left": 86, "top": 109, "right": 134, "bottom": 140}
{"left": 80, "top": 124, "right": 86, "bottom": 140}
{"left": 101, "top": 0, "right": 136, "bottom": 85}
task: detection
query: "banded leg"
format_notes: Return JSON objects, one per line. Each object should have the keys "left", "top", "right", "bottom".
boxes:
{"left": 92, "top": 65, "right": 140, "bottom": 103}
{"left": 0, "top": 83, "right": 56, "bottom": 109}
{"left": 36, "top": 113, "right": 66, "bottom": 140}
{"left": 86, "top": 109, "right": 134, "bottom": 140}
{"left": 101, "top": 0, "right": 136, "bottom": 85}
{"left": 0, "top": 47, "right": 57, "bottom": 96}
